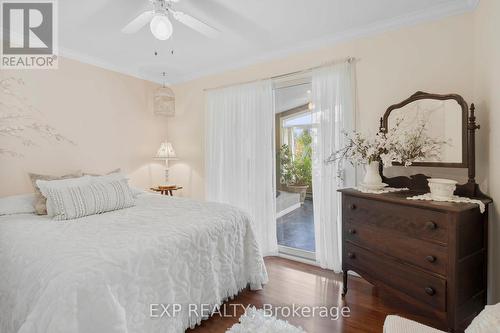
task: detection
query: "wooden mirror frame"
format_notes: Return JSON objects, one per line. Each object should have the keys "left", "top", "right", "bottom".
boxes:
{"left": 379, "top": 91, "right": 486, "bottom": 198}
{"left": 380, "top": 91, "right": 468, "bottom": 168}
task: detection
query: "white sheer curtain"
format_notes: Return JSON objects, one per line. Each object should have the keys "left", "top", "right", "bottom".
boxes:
{"left": 205, "top": 80, "right": 278, "bottom": 256}
{"left": 311, "top": 62, "right": 356, "bottom": 272}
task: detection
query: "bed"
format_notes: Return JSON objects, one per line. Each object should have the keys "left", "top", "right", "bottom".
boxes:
{"left": 0, "top": 193, "right": 268, "bottom": 333}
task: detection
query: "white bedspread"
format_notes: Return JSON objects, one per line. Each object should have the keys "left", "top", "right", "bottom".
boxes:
{"left": 0, "top": 194, "right": 268, "bottom": 333}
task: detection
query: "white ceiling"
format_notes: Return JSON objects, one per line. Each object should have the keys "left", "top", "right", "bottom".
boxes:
{"left": 275, "top": 83, "right": 311, "bottom": 113}
{"left": 58, "top": 0, "right": 477, "bottom": 84}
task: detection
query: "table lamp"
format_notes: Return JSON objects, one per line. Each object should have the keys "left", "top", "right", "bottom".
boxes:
{"left": 154, "top": 141, "right": 178, "bottom": 185}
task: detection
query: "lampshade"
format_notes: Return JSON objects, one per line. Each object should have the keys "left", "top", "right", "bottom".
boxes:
{"left": 154, "top": 142, "right": 177, "bottom": 160}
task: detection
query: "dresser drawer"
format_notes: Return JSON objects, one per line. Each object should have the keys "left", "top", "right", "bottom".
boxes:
{"left": 343, "top": 195, "right": 448, "bottom": 244}
{"left": 345, "top": 222, "right": 447, "bottom": 275}
{"left": 344, "top": 243, "right": 446, "bottom": 311}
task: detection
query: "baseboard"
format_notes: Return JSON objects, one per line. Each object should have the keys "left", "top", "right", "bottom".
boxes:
{"left": 278, "top": 252, "right": 319, "bottom": 266}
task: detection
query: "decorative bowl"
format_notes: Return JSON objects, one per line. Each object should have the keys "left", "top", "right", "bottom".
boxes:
{"left": 428, "top": 178, "right": 458, "bottom": 200}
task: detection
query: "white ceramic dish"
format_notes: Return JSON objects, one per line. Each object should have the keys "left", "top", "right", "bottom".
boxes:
{"left": 360, "top": 182, "right": 388, "bottom": 191}
{"left": 428, "top": 178, "right": 457, "bottom": 200}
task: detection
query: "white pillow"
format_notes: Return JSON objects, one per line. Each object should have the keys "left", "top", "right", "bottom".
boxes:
{"left": 88, "top": 172, "right": 127, "bottom": 184}
{"left": 36, "top": 174, "right": 135, "bottom": 220}
{"left": 0, "top": 194, "right": 36, "bottom": 215}
{"left": 86, "top": 173, "right": 144, "bottom": 198}
{"left": 37, "top": 176, "right": 93, "bottom": 216}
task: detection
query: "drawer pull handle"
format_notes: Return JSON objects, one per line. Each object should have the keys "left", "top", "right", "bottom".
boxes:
{"left": 426, "top": 221, "right": 438, "bottom": 230}
{"left": 424, "top": 287, "right": 436, "bottom": 296}
{"left": 349, "top": 204, "right": 357, "bottom": 210}
{"left": 426, "top": 255, "right": 437, "bottom": 263}
{"left": 348, "top": 228, "right": 356, "bottom": 235}
{"left": 347, "top": 252, "right": 356, "bottom": 259}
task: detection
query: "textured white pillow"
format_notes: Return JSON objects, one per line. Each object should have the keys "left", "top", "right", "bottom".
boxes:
{"left": 38, "top": 176, "right": 94, "bottom": 216}
{"left": 86, "top": 173, "right": 144, "bottom": 198}
{"left": 87, "top": 172, "right": 128, "bottom": 183}
{"left": 0, "top": 194, "right": 36, "bottom": 215}
{"left": 36, "top": 174, "right": 135, "bottom": 220}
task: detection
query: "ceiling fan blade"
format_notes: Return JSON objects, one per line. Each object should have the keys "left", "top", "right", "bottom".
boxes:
{"left": 170, "top": 10, "right": 219, "bottom": 38}
{"left": 121, "top": 10, "right": 155, "bottom": 34}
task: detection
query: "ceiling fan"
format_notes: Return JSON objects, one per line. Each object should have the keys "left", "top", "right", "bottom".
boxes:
{"left": 121, "top": 0, "right": 219, "bottom": 40}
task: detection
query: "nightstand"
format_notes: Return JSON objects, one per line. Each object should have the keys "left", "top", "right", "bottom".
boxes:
{"left": 150, "top": 185, "right": 183, "bottom": 196}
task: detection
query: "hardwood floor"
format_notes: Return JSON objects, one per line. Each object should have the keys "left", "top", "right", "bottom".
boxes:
{"left": 188, "top": 256, "right": 427, "bottom": 333}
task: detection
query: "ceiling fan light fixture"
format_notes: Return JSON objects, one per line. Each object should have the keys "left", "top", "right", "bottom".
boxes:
{"left": 150, "top": 14, "right": 173, "bottom": 40}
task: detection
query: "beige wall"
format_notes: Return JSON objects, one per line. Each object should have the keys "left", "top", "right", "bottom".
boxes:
{"left": 472, "top": 0, "right": 500, "bottom": 303}
{"left": 170, "top": 7, "right": 500, "bottom": 303}
{"left": 170, "top": 13, "right": 475, "bottom": 199}
{"left": 0, "top": 57, "right": 166, "bottom": 196}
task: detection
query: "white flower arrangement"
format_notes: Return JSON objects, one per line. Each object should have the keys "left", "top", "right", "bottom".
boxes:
{"left": 327, "top": 117, "right": 449, "bottom": 167}
{"left": 380, "top": 118, "right": 449, "bottom": 167}
{"left": 328, "top": 131, "right": 386, "bottom": 165}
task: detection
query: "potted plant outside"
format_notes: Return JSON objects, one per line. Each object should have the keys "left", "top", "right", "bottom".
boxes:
{"left": 279, "top": 131, "right": 312, "bottom": 203}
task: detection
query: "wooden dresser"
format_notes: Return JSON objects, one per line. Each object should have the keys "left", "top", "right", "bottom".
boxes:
{"left": 339, "top": 188, "right": 491, "bottom": 332}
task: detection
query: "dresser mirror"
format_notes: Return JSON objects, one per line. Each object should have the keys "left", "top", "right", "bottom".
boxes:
{"left": 379, "top": 91, "right": 486, "bottom": 198}
{"left": 381, "top": 91, "right": 468, "bottom": 168}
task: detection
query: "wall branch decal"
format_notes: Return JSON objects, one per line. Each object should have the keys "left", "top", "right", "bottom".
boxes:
{"left": 0, "top": 77, "right": 76, "bottom": 157}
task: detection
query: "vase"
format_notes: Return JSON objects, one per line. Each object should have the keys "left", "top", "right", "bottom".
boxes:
{"left": 363, "top": 161, "right": 383, "bottom": 186}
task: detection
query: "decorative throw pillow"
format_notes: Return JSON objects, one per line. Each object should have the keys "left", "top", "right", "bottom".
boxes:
{"left": 85, "top": 171, "right": 144, "bottom": 198}
{"left": 36, "top": 174, "right": 135, "bottom": 220}
{"left": 36, "top": 176, "right": 94, "bottom": 216}
{"left": 29, "top": 171, "right": 83, "bottom": 215}
{"left": 82, "top": 168, "right": 121, "bottom": 176}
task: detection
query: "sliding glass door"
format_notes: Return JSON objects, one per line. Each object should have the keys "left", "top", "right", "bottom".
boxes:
{"left": 275, "top": 83, "right": 315, "bottom": 261}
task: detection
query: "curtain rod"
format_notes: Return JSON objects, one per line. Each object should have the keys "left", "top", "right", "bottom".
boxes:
{"left": 203, "top": 56, "right": 357, "bottom": 92}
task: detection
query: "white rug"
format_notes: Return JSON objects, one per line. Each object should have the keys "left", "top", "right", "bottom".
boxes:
{"left": 227, "top": 307, "right": 306, "bottom": 333}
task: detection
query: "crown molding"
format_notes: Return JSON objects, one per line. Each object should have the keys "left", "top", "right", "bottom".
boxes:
{"left": 58, "top": 0, "right": 478, "bottom": 85}
{"left": 174, "top": 0, "right": 479, "bottom": 84}
{"left": 59, "top": 47, "right": 163, "bottom": 84}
